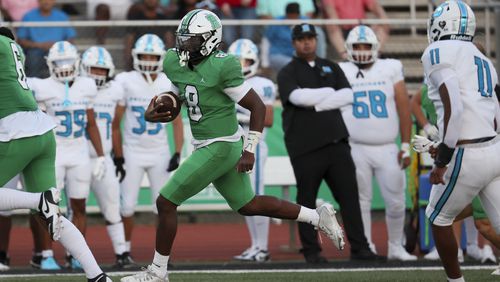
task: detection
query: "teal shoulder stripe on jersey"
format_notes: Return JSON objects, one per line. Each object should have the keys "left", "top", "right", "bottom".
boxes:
{"left": 457, "top": 1, "right": 468, "bottom": 34}
{"left": 429, "top": 148, "right": 464, "bottom": 223}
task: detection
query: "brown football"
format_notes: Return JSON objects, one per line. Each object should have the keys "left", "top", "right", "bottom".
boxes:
{"left": 154, "top": 92, "right": 181, "bottom": 121}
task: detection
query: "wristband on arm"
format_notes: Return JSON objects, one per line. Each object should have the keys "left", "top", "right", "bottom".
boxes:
{"left": 244, "top": 131, "right": 262, "bottom": 154}
{"left": 434, "top": 143, "right": 455, "bottom": 168}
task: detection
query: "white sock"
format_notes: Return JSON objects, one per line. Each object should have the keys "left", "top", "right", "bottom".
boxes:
{"left": 244, "top": 216, "right": 257, "bottom": 249}
{"left": 296, "top": 206, "right": 319, "bottom": 227}
{"left": 360, "top": 202, "right": 373, "bottom": 248}
{"left": 151, "top": 250, "right": 169, "bottom": 279}
{"left": 58, "top": 216, "right": 102, "bottom": 279}
{"left": 41, "top": 249, "right": 54, "bottom": 258}
{"left": 254, "top": 216, "right": 270, "bottom": 251}
{"left": 0, "top": 189, "right": 39, "bottom": 210}
{"left": 447, "top": 276, "right": 465, "bottom": 282}
{"left": 107, "top": 222, "right": 126, "bottom": 255}
{"left": 386, "top": 209, "right": 405, "bottom": 246}
{"left": 464, "top": 216, "right": 478, "bottom": 246}
{"left": 125, "top": 241, "right": 131, "bottom": 252}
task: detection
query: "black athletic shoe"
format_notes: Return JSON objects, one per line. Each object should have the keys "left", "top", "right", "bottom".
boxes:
{"left": 114, "top": 252, "right": 137, "bottom": 269}
{"left": 350, "top": 249, "right": 387, "bottom": 261}
{"left": 30, "top": 254, "right": 42, "bottom": 269}
{"left": 88, "top": 273, "right": 112, "bottom": 282}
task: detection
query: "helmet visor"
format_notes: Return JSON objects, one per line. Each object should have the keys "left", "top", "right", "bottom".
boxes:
{"left": 176, "top": 34, "right": 204, "bottom": 53}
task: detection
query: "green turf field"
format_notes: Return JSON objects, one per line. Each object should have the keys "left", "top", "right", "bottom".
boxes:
{"left": 0, "top": 269, "right": 498, "bottom": 282}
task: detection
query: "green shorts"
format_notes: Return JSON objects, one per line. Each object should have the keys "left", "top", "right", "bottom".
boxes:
{"left": 160, "top": 140, "right": 255, "bottom": 211}
{"left": 472, "top": 196, "right": 487, "bottom": 220}
{"left": 0, "top": 131, "right": 56, "bottom": 193}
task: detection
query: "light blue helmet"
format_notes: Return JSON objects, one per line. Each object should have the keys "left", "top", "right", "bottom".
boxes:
{"left": 228, "top": 39, "right": 259, "bottom": 78}
{"left": 132, "top": 33, "right": 166, "bottom": 73}
{"left": 46, "top": 41, "right": 80, "bottom": 82}
{"left": 345, "top": 25, "right": 379, "bottom": 64}
{"left": 428, "top": 1, "right": 475, "bottom": 43}
{"left": 81, "top": 46, "right": 115, "bottom": 88}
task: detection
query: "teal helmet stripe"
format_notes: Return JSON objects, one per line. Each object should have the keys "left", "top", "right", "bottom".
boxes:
{"left": 146, "top": 34, "right": 153, "bottom": 52}
{"left": 457, "top": 1, "right": 468, "bottom": 34}
{"left": 57, "top": 41, "right": 65, "bottom": 54}
{"left": 234, "top": 39, "right": 243, "bottom": 56}
{"left": 359, "top": 25, "right": 367, "bottom": 41}
{"left": 97, "top": 47, "right": 105, "bottom": 65}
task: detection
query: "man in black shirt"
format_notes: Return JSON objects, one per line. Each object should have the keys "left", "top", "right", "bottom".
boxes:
{"left": 278, "top": 23, "right": 382, "bottom": 263}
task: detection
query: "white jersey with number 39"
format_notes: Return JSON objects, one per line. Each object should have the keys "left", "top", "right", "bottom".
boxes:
{"left": 116, "top": 71, "right": 176, "bottom": 154}
{"left": 339, "top": 59, "right": 404, "bottom": 145}
{"left": 422, "top": 40, "right": 499, "bottom": 141}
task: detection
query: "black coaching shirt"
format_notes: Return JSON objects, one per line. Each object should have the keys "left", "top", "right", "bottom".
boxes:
{"left": 278, "top": 56, "right": 351, "bottom": 160}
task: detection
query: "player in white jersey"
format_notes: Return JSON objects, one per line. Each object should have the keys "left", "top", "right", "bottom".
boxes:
{"left": 422, "top": 2, "right": 500, "bottom": 280}
{"left": 29, "top": 41, "right": 106, "bottom": 269}
{"left": 339, "top": 25, "right": 414, "bottom": 261}
{"left": 114, "top": 34, "right": 184, "bottom": 259}
{"left": 81, "top": 46, "right": 134, "bottom": 268}
{"left": 228, "top": 39, "right": 277, "bottom": 262}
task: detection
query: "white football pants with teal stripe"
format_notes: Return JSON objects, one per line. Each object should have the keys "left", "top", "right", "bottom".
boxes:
{"left": 426, "top": 136, "right": 500, "bottom": 234}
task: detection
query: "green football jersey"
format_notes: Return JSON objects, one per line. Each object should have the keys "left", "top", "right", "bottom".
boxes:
{"left": 0, "top": 35, "right": 37, "bottom": 119}
{"left": 420, "top": 84, "right": 437, "bottom": 125}
{"left": 163, "top": 49, "right": 245, "bottom": 140}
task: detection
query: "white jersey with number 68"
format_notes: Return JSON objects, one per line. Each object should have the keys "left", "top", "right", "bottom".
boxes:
{"left": 339, "top": 59, "right": 404, "bottom": 145}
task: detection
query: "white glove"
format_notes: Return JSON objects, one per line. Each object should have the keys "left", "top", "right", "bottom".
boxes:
{"left": 412, "top": 135, "right": 439, "bottom": 153}
{"left": 423, "top": 123, "right": 440, "bottom": 141}
{"left": 93, "top": 156, "right": 106, "bottom": 181}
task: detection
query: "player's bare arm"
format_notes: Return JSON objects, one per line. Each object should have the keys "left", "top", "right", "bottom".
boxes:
{"left": 112, "top": 105, "right": 126, "bottom": 182}
{"left": 167, "top": 115, "right": 184, "bottom": 172}
{"left": 264, "top": 104, "right": 274, "bottom": 128}
{"left": 394, "top": 80, "right": 412, "bottom": 168}
{"left": 86, "top": 108, "right": 105, "bottom": 157}
{"left": 236, "top": 88, "right": 265, "bottom": 173}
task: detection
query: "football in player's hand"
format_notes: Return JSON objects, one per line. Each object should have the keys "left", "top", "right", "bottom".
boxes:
{"left": 154, "top": 92, "right": 181, "bottom": 120}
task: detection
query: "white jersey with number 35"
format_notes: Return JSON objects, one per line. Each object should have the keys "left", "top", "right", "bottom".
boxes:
{"left": 339, "top": 59, "right": 404, "bottom": 145}
{"left": 116, "top": 71, "right": 176, "bottom": 154}
{"left": 422, "top": 40, "right": 499, "bottom": 141}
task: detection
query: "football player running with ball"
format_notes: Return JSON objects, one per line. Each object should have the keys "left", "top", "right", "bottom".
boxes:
{"left": 339, "top": 25, "right": 415, "bottom": 261}
{"left": 114, "top": 34, "right": 184, "bottom": 262}
{"left": 29, "top": 41, "right": 107, "bottom": 270}
{"left": 422, "top": 1, "right": 500, "bottom": 281}
{"left": 228, "top": 38, "right": 277, "bottom": 263}
{"left": 81, "top": 46, "right": 133, "bottom": 268}
{"left": 121, "top": 10, "right": 345, "bottom": 282}
{"left": 0, "top": 28, "right": 111, "bottom": 282}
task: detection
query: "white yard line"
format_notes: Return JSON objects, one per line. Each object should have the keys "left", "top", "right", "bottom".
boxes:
{"left": 0, "top": 265, "right": 496, "bottom": 278}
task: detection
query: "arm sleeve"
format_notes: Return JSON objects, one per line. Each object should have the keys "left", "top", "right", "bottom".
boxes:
{"left": 314, "top": 88, "right": 354, "bottom": 112}
{"left": 222, "top": 55, "right": 249, "bottom": 102}
{"left": 429, "top": 67, "right": 463, "bottom": 148}
{"left": 114, "top": 74, "right": 127, "bottom": 106}
{"left": 289, "top": 87, "right": 335, "bottom": 107}
{"left": 277, "top": 67, "right": 297, "bottom": 105}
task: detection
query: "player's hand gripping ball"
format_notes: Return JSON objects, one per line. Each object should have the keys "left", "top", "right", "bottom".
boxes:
{"left": 147, "top": 92, "right": 181, "bottom": 123}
